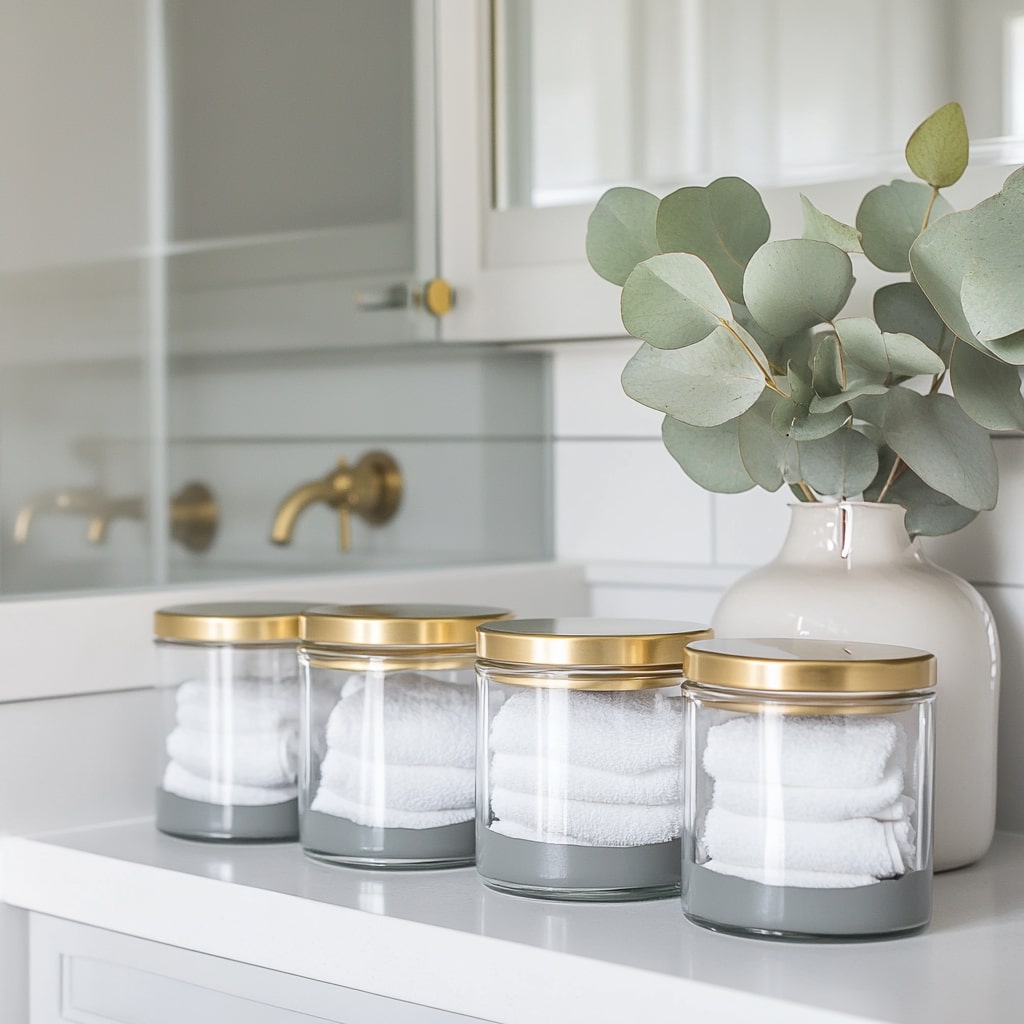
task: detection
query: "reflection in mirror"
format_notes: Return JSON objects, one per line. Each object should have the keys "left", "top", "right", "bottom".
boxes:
{"left": 495, "top": 0, "right": 1024, "bottom": 209}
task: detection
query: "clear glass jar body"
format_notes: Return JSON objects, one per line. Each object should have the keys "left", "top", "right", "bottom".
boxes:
{"left": 682, "top": 687, "right": 936, "bottom": 940}
{"left": 476, "top": 664, "right": 685, "bottom": 902}
{"left": 154, "top": 640, "right": 301, "bottom": 841}
{"left": 299, "top": 647, "right": 478, "bottom": 868}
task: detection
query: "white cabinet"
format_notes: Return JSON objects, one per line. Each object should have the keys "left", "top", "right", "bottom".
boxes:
{"left": 29, "top": 915, "right": 490, "bottom": 1024}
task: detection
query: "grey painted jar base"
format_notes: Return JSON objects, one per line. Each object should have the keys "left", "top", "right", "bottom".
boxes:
{"left": 155, "top": 788, "right": 298, "bottom": 843}
{"left": 301, "top": 809, "right": 475, "bottom": 869}
{"left": 683, "top": 864, "right": 932, "bottom": 941}
{"left": 476, "top": 828, "right": 680, "bottom": 902}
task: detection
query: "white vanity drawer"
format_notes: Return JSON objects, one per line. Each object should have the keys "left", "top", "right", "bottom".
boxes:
{"left": 29, "top": 914, "right": 491, "bottom": 1024}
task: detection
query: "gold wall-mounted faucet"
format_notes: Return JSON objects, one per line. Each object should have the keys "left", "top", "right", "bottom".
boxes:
{"left": 270, "top": 451, "right": 402, "bottom": 551}
{"left": 13, "top": 481, "right": 219, "bottom": 552}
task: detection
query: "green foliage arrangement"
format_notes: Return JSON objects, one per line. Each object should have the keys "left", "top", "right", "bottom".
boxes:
{"left": 586, "top": 103, "right": 1024, "bottom": 536}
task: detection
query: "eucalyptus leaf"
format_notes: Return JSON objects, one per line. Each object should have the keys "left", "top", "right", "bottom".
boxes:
{"left": 880, "top": 389, "right": 998, "bottom": 511}
{"left": 737, "top": 393, "right": 786, "bottom": 491}
{"left": 771, "top": 397, "right": 849, "bottom": 440}
{"left": 800, "top": 195, "right": 863, "bottom": 252}
{"left": 586, "top": 187, "right": 661, "bottom": 286}
{"left": 950, "top": 341, "right": 1024, "bottom": 430}
{"left": 870, "top": 467, "right": 979, "bottom": 537}
{"left": 743, "top": 240, "right": 854, "bottom": 337}
{"left": 873, "top": 281, "right": 948, "bottom": 354}
{"left": 661, "top": 415, "right": 755, "bottom": 493}
{"left": 810, "top": 382, "right": 888, "bottom": 413}
{"left": 656, "top": 177, "right": 770, "bottom": 303}
{"left": 798, "top": 429, "right": 880, "bottom": 498}
{"left": 905, "top": 102, "right": 969, "bottom": 189}
{"left": 835, "top": 317, "right": 945, "bottom": 376}
{"left": 621, "top": 253, "right": 732, "bottom": 350}
{"left": 621, "top": 325, "right": 768, "bottom": 426}
{"left": 910, "top": 167, "right": 1024, "bottom": 361}
{"left": 856, "top": 180, "right": 953, "bottom": 273}
{"left": 811, "top": 334, "right": 844, "bottom": 397}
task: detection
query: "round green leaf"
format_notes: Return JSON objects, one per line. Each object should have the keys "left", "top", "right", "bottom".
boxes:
{"left": 737, "top": 393, "right": 786, "bottom": 491}
{"left": 950, "top": 341, "right": 1024, "bottom": 430}
{"left": 810, "top": 382, "right": 888, "bottom": 414}
{"left": 834, "top": 317, "right": 945, "bottom": 376}
{"left": 856, "top": 180, "right": 953, "bottom": 272}
{"left": 873, "top": 281, "right": 947, "bottom": 354}
{"left": 656, "top": 177, "right": 770, "bottom": 304}
{"left": 771, "top": 397, "right": 849, "bottom": 440}
{"left": 905, "top": 102, "right": 969, "bottom": 189}
{"left": 880, "top": 390, "right": 997, "bottom": 511}
{"left": 798, "top": 429, "right": 880, "bottom": 498}
{"left": 586, "top": 187, "right": 661, "bottom": 286}
{"left": 621, "top": 326, "right": 768, "bottom": 426}
{"left": 743, "top": 240, "right": 854, "bottom": 338}
{"left": 910, "top": 167, "right": 1024, "bottom": 361}
{"left": 800, "top": 194, "right": 863, "bottom": 253}
{"left": 621, "top": 253, "right": 732, "bottom": 350}
{"left": 811, "top": 334, "right": 844, "bottom": 398}
{"left": 661, "top": 415, "right": 755, "bottom": 493}
{"left": 865, "top": 459, "right": 979, "bottom": 538}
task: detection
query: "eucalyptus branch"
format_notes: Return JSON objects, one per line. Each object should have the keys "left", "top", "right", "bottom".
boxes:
{"left": 921, "top": 187, "right": 941, "bottom": 232}
{"left": 876, "top": 455, "right": 907, "bottom": 503}
{"left": 722, "top": 320, "right": 786, "bottom": 396}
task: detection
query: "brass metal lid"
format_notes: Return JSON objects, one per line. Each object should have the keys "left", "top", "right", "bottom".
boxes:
{"left": 682, "top": 638, "right": 936, "bottom": 694}
{"left": 153, "top": 601, "right": 309, "bottom": 643}
{"left": 299, "top": 603, "right": 513, "bottom": 648}
{"left": 476, "top": 618, "right": 712, "bottom": 668}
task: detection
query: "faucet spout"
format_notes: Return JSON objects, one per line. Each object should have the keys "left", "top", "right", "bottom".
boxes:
{"left": 270, "top": 476, "right": 346, "bottom": 546}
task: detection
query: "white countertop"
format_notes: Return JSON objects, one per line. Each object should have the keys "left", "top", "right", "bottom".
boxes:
{"left": 2, "top": 822, "right": 1023, "bottom": 1023}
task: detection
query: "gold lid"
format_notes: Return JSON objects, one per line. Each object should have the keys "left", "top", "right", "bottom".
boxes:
{"left": 682, "top": 637, "right": 936, "bottom": 694}
{"left": 299, "top": 603, "right": 513, "bottom": 648}
{"left": 476, "top": 618, "right": 712, "bottom": 668}
{"left": 153, "top": 601, "right": 309, "bottom": 643}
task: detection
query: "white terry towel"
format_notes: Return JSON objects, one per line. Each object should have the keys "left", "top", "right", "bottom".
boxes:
{"left": 489, "top": 690, "right": 682, "bottom": 774}
{"left": 166, "top": 726, "right": 297, "bottom": 788}
{"left": 491, "top": 787, "right": 680, "bottom": 847}
{"left": 703, "top": 715, "right": 906, "bottom": 789}
{"left": 703, "top": 859, "right": 879, "bottom": 889}
{"left": 163, "top": 761, "right": 296, "bottom": 806}
{"left": 711, "top": 769, "right": 911, "bottom": 823}
{"left": 175, "top": 679, "right": 299, "bottom": 733}
{"left": 324, "top": 674, "right": 476, "bottom": 768}
{"left": 317, "top": 749, "right": 474, "bottom": 813}
{"left": 490, "top": 752, "right": 679, "bottom": 806}
{"left": 702, "top": 806, "right": 910, "bottom": 878}
{"left": 309, "top": 788, "right": 474, "bottom": 829}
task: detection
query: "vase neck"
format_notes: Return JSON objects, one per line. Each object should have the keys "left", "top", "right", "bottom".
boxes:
{"left": 776, "top": 502, "right": 913, "bottom": 566}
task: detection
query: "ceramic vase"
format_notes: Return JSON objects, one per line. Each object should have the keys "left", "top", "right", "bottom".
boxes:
{"left": 711, "top": 500, "right": 999, "bottom": 872}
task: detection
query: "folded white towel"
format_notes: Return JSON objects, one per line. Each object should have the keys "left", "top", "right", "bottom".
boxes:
{"left": 308, "top": 788, "right": 474, "bottom": 828}
{"left": 703, "top": 715, "right": 906, "bottom": 789}
{"left": 490, "top": 752, "right": 679, "bottom": 806}
{"left": 324, "top": 674, "right": 476, "bottom": 768}
{"left": 703, "top": 858, "right": 879, "bottom": 889}
{"left": 489, "top": 690, "right": 682, "bottom": 774}
{"left": 166, "top": 726, "right": 297, "bottom": 788}
{"left": 491, "top": 787, "right": 679, "bottom": 847}
{"left": 317, "top": 750, "right": 474, "bottom": 812}
{"left": 162, "top": 761, "right": 296, "bottom": 806}
{"left": 174, "top": 679, "right": 299, "bottom": 733}
{"left": 711, "top": 769, "right": 911, "bottom": 823}
{"left": 702, "top": 806, "right": 910, "bottom": 878}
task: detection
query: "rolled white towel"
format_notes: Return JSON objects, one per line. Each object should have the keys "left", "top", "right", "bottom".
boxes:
{"left": 490, "top": 752, "right": 679, "bottom": 806}
{"left": 162, "top": 761, "right": 296, "bottom": 807}
{"left": 174, "top": 679, "right": 299, "bottom": 733}
{"left": 166, "top": 726, "right": 297, "bottom": 788}
{"left": 702, "top": 859, "right": 879, "bottom": 889}
{"left": 489, "top": 689, "right": 682, "bottom": 774}
{"left": 324, "top": 674, "right": 476, "bottom": 768}
{"left": 491, "top": 787, "right": 679, "bottom": 847}
{"left": 317, "top": 749, "right": 474, "bottom": 813}
{"left": 308, "top": 788, "right": 473, "bottom": 829}
{"left": 711, "top": 769, "right": 911, "bottom": 823}
{"left": 701, "top": 806, "right": 911, "bottom": 878}
{"left": 703, "top": 715, "right": 906, "bottom": 789}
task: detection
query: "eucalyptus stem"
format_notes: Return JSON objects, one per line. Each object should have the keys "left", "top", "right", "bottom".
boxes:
{"left": 876, "top": 455, "right": 906, "bottom": 503}
{"left": 722, "top": 320, "right": 786, "bottom": 396}
{"left": 921, "top": 187, "right": 941, "bottom": 232}
{"left": 790, "top": 480, "right": 818, "bottom": 503}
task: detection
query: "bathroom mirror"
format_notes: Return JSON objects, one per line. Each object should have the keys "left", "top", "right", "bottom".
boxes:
{"left": 494, "top": 0, "right": 1024, "bottom": 209}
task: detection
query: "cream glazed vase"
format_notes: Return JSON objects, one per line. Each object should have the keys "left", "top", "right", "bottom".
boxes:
{"left": 711, "top": 500, "right": 999, "bottom": 872}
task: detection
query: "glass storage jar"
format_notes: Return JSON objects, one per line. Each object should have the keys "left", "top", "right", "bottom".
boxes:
{"left": 476, "top": 617, "right": 712, "bottom": 901}
{"left": 681, "top": 637, "right": 936, "bottom": 941}
{"left": 298, "top": 603, "right": 512, "bottom": 869}
{"left": 154, "top": 601, "right": 308, "bottom": 841}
